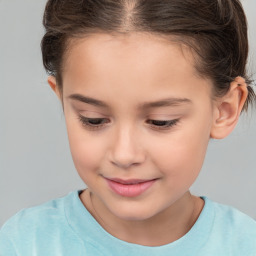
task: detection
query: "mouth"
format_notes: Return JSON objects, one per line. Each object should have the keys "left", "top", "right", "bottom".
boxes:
{"left": 104, "top": 177, "right": 158, "bottom": 197}
{"left": 106, "top": 177, "right": 156, "bottom": 185}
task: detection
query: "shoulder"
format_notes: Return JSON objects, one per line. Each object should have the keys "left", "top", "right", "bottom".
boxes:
{"left": 205, "top": 198, "right": 256, "bottom": 254}
{"left": 0, "top": 192, "right": 77, "bottom": 244}
{"left": 211, "top": 199, "right": 256, "bottom": 232}
{"left": 0, "top": 190, "right": 96, "bottom": 255}
{"left": 0, "top": 191, "right": 86, "bottom": 255}
{"left": 1, "top": 193, "right": 66, "bottom": 232}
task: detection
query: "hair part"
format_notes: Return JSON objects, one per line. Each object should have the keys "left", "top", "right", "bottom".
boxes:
{"left": 41, "top": 0, "right": 256, "bottom": 112}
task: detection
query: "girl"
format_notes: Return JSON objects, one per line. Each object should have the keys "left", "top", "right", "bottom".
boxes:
{"left": 1, "top": 0, "right": 256, "bottom": 255}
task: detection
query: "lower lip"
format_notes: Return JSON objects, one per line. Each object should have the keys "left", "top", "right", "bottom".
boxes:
{"left": 105, "top": 179, "right": 157, "bottom": 197}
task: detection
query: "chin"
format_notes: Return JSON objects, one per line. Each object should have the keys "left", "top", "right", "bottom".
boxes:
{"left": 110, "top": 204, "right": 157, "bottom": 222}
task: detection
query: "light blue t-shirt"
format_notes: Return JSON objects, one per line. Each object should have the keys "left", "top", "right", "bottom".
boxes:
{"left": 0, "top": 190, "right": 256, "bottom": 255}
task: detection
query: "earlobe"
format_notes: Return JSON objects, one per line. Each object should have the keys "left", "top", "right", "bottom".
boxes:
{"left": 210, "top": 77, "right": 248, "bottom": 139}
{"left": 47, "top": 76, "right": 61, "bottom": 100}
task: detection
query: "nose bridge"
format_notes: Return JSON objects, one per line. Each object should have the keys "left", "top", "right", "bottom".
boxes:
{"left": 109, "top": 121, "right": 144, "bottom": 168}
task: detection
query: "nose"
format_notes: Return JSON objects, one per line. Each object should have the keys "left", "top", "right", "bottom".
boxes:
{"left": 109, "top": 125, "right": 145, "bottom": 169}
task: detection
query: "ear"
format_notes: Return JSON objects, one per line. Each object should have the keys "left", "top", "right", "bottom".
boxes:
{"left": 47, "top": 76, "right": 62, "bottom": 101}
{"left": 210, "top": 77, "right": 248, "bottom": 139}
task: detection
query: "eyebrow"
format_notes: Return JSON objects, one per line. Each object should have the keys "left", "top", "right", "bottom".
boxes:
{"left": 68, "top": 94, "right": 109, "bottom": 108}
{"left": 139, "top": 97, "right": 192, "bottom": 109}
{"left": 67, "top": 94, "right": 192, "bottom": 109}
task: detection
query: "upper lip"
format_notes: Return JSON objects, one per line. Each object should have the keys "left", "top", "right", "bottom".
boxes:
{"left": 105, "top": 177, "right": 157, "bottom": 185}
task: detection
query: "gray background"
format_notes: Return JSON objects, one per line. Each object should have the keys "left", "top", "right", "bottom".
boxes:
{"left": 0, "top": 0, "right": 255, "bottom": 227}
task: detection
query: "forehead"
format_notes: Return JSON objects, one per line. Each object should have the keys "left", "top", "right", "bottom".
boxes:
{"left": 62, "top": 32, "right": 212, "bottom": 103}
{"left": 63, "top": 32, "right": 197, "bottom": 78}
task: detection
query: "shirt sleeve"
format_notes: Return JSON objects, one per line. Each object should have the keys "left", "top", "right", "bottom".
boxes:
{"left": 0, "top": 228, "right": 17, "bottom": 256}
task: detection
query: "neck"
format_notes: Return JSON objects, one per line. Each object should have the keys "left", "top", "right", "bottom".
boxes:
{"left": 80, "top": 189, "right": 204, "bottom": 246}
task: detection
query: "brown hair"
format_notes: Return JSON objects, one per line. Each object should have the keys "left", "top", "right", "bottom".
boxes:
{"left": 41, "top": 0, "right": 255, "bottom": 111}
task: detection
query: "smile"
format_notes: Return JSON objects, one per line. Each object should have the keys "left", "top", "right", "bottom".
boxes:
{"left": 104, "top": 177, "right": 158, "bottom": 197}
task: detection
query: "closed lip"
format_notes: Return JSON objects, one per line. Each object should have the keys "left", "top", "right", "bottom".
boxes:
{"left": 104, "top": 177, "right": 158, "bottom": 185}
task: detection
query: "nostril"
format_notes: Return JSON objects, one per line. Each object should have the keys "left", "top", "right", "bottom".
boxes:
{"left": 110, "top": 160, "right": 134, "bottom": 169}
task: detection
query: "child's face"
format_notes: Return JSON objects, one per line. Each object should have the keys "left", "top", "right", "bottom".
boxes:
{"left": 58, "top": 33, "right": 217, "bottom": 220}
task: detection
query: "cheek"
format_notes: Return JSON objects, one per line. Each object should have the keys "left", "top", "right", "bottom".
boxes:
{"left": 66, "top": 121, "right": 105, "bottom": 176}
{"left": 149, "top": 126, "right": 209, "bottom": 183}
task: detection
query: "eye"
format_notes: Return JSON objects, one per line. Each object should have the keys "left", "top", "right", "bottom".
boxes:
{"left": 146, "top": 119, "right": 180, "bottom": 130}
{"left": 77, "top": 115, "right": 110, "bottom": 130}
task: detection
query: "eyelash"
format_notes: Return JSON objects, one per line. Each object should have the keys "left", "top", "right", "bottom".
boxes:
{"left": 77, "top": 115, "right": 109, "bottom": 131}
{"left": 146, "top": 119, "right": 180, "bottom": 130}
{"left": 77, "top": 114, "right": 180, "bottom": 131}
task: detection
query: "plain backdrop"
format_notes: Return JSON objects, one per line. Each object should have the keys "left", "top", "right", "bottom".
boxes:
{"left": 0, "top": 0, "right": 256, "bottom": 227}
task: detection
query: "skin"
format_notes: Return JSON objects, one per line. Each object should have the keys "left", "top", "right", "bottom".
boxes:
{"left": 48, "top": 32, "right": 248, "bottom": 246}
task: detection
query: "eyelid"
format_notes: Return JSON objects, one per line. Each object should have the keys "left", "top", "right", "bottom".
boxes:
{"left": 77, "top": 115, "right": 110, "bottom": 131}
{"left": 77, "top": 114, "right": 180, "bottom": 132}
{"left": 78, "top": 110, "right": 108, "bottom": 117}
{"left": 148, "top": 114, "right": 181, "bottom": 119}
{"left": 146, "top": 119, "right": 180, "bottom": 130}
{"left": 71, "top": 103, "right": 109, "bottom": 117}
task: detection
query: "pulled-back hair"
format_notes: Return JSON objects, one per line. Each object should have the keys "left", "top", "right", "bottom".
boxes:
{"left": 41, "top": 0, "right": 255, "bottom": 111}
